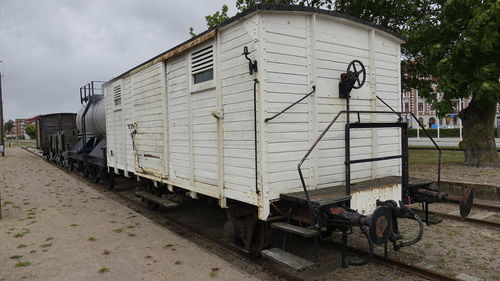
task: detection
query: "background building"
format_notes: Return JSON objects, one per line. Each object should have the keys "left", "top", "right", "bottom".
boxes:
{"left": 402, "top": 89, "right": 500, "bottom": 129}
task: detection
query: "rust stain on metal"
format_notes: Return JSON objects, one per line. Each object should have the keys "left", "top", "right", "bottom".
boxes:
{"left": 375, "top": 216, "right": 388, "bottom": 239}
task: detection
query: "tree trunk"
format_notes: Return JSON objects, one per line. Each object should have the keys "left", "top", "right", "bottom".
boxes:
{"left": 459, "top": 98, "right": 499, "bottom": 167}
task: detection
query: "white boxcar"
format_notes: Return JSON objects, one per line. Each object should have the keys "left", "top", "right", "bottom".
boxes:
{"left": 103, "top": 5, "right": 405, "bottom": 220}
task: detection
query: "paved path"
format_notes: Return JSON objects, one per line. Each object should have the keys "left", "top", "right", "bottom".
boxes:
{"left": 0, "top": 147, "right": 260, "bottom": 281}
{"left": 409, "top": 137, "right": 500, "bottom": 148}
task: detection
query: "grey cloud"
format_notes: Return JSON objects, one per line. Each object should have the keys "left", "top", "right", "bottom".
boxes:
{"left": 0, "top": 0, "right": 234, "bottom": 119}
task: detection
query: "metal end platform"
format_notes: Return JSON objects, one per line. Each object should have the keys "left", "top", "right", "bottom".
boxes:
{"left": 281, "top": 176, "right": 403, "bottom": 207}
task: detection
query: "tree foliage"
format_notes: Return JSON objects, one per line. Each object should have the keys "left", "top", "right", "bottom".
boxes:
{"left": 193, "top": 1, "right": 334, "bottom": 36}
{"left": 205, "top": 5, "right": 230, "bottom": 29}
{"left": 196, "top": 0, "right": 499, "bottom": 165}
{"left": 404, "top": 0, "right": 499, "bottom": 113}
{"left": 188, "top": 27, "right": 196, "bottom": 38}
{"left": 4, "top": 119, "right": 14, "bottom": 133}
{"left": 25, "top": 125, "right": 36, "bottom": 140}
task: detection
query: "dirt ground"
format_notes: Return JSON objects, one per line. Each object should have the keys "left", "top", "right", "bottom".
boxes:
{"left": 0, "top": 147, "right": 259, "bottom": 281}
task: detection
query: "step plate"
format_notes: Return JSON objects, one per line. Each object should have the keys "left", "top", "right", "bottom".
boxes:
{"left": 135, "top": 191, "right": 180, "bottom": 208}
{"left": 262, "top": 248, "right": 314, "bottom": 272}
{"left": 271, "top": 222, "right": 319, "bottom": 237}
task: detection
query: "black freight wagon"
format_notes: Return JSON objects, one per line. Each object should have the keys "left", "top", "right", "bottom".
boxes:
{"left": 35, "top": 113, "right": 77, "bottom": 154}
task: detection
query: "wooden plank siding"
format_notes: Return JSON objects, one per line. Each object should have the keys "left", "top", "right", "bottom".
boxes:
{"left": 219, "top": 17, "right": 259, "bottom": 204}
{"left": 132, "top": 62, "right": 166, "bottom": 176}
{"left": 262, "top": 12, "right": 403, "bottom": 198}
{"left": 103, "top": 10, "right": 404, "bottom": 220}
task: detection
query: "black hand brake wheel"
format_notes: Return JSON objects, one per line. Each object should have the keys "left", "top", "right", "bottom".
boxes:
{"left": 347, "top": 60, "right": 366, "bottom": 89}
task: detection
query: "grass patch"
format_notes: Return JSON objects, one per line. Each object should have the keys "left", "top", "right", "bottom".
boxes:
{"left": 69, "top": 224, "right": 79, "bottom": 227}
{"left": 174, "top": 260, "right": 182, "bottom": 265}
{"left": 87, "top": 237, "right": 97, "bottom": 242}
{"left": 409, "top": 150, "right": 464, "bottom": 164}
{"left": 9, "top": 255, "right": 22, "bottom": 260}
{"left": 102, "top": 249, "right": 110, "bottom": 255}
{"left": 14, "top": 261, "right": 31, "bottom": 267}
{"left": 127, "top": 233, "right": 136, "bottom": 237}
{"left": 112, "top": 228, "right": 123, "bottom": 233}
{"left": 409, "top": 149, "right": 500, "bottom": 165}
{"left": 14, "top": 230, "right": 30, "bottom": 238}
{"left": 210, "top": 267, "right": 219, "bottom": 278}
{"left": 45, "top": 237, "right": 53, "bottom": 241}
{"left": 40, "top": 244, "right": 52, "bottom": 248}
{"left": 98, "top": 266, "right": 109, "bottom": 273}
{"left": 164, "top": 243, "right": 173, "bottom": 248}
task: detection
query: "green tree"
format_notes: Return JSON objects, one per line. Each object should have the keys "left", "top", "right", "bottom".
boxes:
{"left": 4, "top": 119, "right": 14, "bottom": 133}
{"left": 205, "top": 5, "right": 230, "bottom": 29}
{"left": 193, "top": 0, "right": 333, "bottom": 35}
{"left": 336, "top": 0, "right": 499, "bottom": 167}
{"left": 25, "top": 124, "right": 36, "bottom": 140}
{"left": 404, "top": 0, "right": 499, "bottom": 167}
{"left": 188, "top": 27, "right": 196, "bottom": 38}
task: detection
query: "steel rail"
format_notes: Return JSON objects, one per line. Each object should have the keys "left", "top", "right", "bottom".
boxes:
{"left": 24, "top": 146, "right": 484, "bottom": 281}
{"left": 445, "top": 196, "right": 500, "bottom": 212}
{"left": 94, "top": 177, "right": 478, "bottom": 281}
{"left": 21, "top": 146, "right": 303, "bottom": 281}
{"left": 339, "top": 244, "right": 464, "bottom": 281}
{"left": 416, "top": 209, "right": 500, "bottom": 228}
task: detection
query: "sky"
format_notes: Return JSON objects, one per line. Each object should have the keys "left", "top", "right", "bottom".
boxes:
{"left": 0, "top": 0, "right": 235, "bottom": 120}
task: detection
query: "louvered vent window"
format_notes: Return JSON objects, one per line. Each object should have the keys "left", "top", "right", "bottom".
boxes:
{"left": 113, "top": 85, "right": 122, "bottom": 106}
{"left": 191, "top": 45, "right": 214, "bottom": 84}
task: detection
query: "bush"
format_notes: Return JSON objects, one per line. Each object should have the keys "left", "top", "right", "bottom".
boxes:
{"left": 408, "top": 128, "right": 498, "bottom": 138}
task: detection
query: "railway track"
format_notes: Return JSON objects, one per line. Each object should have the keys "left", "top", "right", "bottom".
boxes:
{"left": 110, "top": 188, "right": 469, "bottom": 281}
{"left": 417, "top": 209, "right": 500, "bottom": 228}
{"left": 23, "top": 146, "right": 479, "bottom": 281}
{"left": 446, "top": 195, "right": 500, "bottom": 212}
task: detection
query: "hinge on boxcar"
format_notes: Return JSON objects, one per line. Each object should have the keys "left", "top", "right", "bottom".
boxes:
{"left": 243, "top": 46, "right": 258, "bottom": 75}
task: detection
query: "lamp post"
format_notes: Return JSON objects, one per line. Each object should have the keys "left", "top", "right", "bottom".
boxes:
{"left": 0, "top": 68, "right": 3, "bottom": 219}
{"left": 0, "top": 70, "right": 4, "bottom": 157}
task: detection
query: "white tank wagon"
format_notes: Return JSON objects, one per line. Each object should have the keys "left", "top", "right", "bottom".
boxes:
{"left": 102, "top": 5, "right": 473, "bottom": 269}
{"left": 76, "top": 95, "right": 106, "bottom": 137}
{"left": 66, "top": 82, "right": 109, "bottom": 179}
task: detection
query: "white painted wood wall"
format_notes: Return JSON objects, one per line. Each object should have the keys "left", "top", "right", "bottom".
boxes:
{"left": 104, "top": 10, "right": 404, "bottom": 220}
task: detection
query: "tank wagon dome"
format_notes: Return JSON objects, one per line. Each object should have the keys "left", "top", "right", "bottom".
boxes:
{"left": 76, "top": 95, "right": 106, "bottom": 137}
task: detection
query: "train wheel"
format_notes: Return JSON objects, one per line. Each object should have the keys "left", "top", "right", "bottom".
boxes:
{"left": 224, "top": 206, "right": 268, "bottom": 257}
{"left": 146, "top": 184, "right": 160, "bottom": 211}
{"left": 249, "top": 220, "right": 268, "bottom": 257}
{"left": 107, "top": 172, "right": 114, "bottom": 190}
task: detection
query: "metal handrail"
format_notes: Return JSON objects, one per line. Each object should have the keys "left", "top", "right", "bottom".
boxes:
{"left": 265, "top": 86, "right": 316, "bottom": 123}
{"left": 375, "top": 96, "right": 442, "bottom": 185}
{"left": 297, "top": 110, "right": 402, "bottom": 217}
{"left": 407, "top": 112, "right": 442, "bottom": 185}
